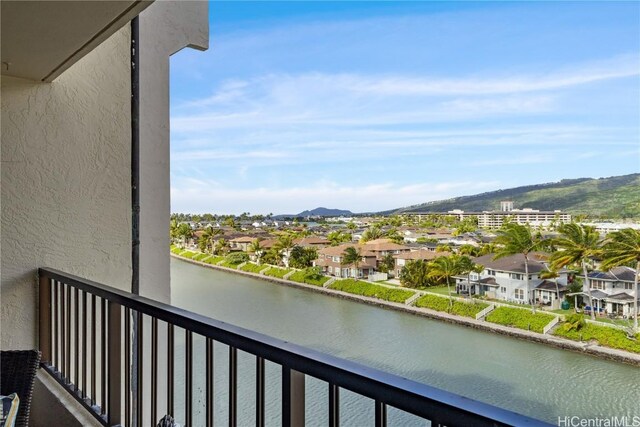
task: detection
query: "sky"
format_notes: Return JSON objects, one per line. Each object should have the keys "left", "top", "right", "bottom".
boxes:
{"left": 169, "top": 1, "right": 640, "bottom": 215}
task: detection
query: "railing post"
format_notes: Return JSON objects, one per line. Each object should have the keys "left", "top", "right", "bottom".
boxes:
{"left": 282, "top": 368, "right": 305, "bottom": 427}
{"left": 39, "top": 273, "right": 52, "bottom": 365}
{"left": 108, "top": 301, "right": 122, "bottom": 426}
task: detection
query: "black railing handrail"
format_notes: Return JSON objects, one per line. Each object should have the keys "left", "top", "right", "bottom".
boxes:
{"left": 39, "top": 267, "right": 550, "bottom": 426}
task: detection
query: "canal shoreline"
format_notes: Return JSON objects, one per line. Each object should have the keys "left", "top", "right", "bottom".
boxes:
{"left": 172, "top": 254, "right": 640, "bottom": 366}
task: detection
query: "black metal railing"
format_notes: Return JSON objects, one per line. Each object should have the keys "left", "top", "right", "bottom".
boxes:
{"left": 38, "top": 267, "right": 549, "bottom": 426}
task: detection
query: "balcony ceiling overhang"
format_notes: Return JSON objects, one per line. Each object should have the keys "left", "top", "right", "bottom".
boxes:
{"left": 1, "top": 0, "right": 153, "bottom": 82}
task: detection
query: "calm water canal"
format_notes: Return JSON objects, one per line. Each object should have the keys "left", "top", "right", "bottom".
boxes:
{"left": 170, "top": 258, "right": 639, "bottom": 425}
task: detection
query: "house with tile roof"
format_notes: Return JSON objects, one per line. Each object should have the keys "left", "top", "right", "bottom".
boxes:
{"left": 393, "top": 249, "right": 452, "bottom": 278}
{"left": 293, "top": 236, "right": 330, "bottom": 248}
{"left": 313, "top": 244, "right": 377, "bottom": 278}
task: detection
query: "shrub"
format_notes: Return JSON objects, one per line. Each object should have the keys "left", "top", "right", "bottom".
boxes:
{"left": 226, "top": 252, "right": 249, "bottom": 264}
{"left": 329, "top": 279, "right": 415, "bottom": 303}
{"left": 264, "top": 267, "right": 293, "bottom": 279}
{"left": 239, "top": 263, "right": 267, "bottom": 273}
{"left": 554, "top": 323, "right": 640, "bottom": 353}
{"left": 289, "top": 268, "right": 330, "bottom": 286}
{"left": 415, "top": 294, "right": 488, "bottom": 318}
{"left": 485, "top": 306, "right": 555, "bottom": 333}
{"left": 562, "top": 314, "right": 586, "bottom": 332}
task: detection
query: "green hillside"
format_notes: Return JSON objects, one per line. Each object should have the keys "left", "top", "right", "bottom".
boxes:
{"left": 392, "top": 174, "right": 640, "bottom": 218}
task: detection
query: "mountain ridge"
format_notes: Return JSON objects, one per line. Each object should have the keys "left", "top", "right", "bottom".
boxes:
{"left": 384, "top": 173, "right": 640, "bottom": 218}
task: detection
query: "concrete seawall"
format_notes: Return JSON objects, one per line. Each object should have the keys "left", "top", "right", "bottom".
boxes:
{"left": 171, "top": 254, "right": 640, "bottom": 366}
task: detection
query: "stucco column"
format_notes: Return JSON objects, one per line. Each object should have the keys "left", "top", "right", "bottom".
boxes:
{"left": 138, "top": 1, "right": 208, "bottom": 302}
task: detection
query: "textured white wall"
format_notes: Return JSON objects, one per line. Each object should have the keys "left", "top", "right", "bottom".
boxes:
{"left": 138, "top": 1, "right": 208, "bottom": 302}
{"left": 0, "top": 27, "right": 132, "bottom": 349}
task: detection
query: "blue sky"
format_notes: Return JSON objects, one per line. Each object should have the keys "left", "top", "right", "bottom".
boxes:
{"left": 169, "top": 1, "right": 640, "bottom": 215}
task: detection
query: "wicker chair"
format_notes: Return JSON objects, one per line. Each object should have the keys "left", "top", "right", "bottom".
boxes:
{"left": 1, "top": 350, "right": 41, "bottom": 427}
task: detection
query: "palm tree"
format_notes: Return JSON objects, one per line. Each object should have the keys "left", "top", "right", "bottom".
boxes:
{"left": 327, "top": 231, "right": 351, "bottom": 246}
{"left": 549, "top": 223, "right": 601, "bottom": 320}
{"left": 360, "top": 226, "right": 383, "bottom": 243}
{"left": 399, "top": 259, "right": 430, "bottom": 288}
{"left": 202, "top": 226, "right": 222, "bottom": 253}
{"left": 539, "top": 267, "right": 561, "bottom": 308}
{"left": 176, "top": 223, "right": 193, "bottom": 249}
{"left": 601, "top": 228, "right": 640, "bottom": 332}
{"left": 248, "top": 238, "right": 264, "bottom": 264}
{"left": 213, "top": 238, "right": 229, "bottom": 256}
{"left": 493, "top": 223, "right": 542, "bottom": 313}
{"left": 427, "top": 255, "right": 461, "bottom": 307}
{"left": 275, "top": 234, "right": 295, "bottom": 267}
{"left": 341, "top": 246, "right": 362, "bottom": 279}
{"left": 458, "top": 244, "right": 480, "bottom": 257}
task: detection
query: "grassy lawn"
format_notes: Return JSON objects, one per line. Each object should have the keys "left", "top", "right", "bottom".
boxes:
{"left": 239, "top": 263, "right": 267, "bottom": 273}
{"left": 377, "top": 281, "right": 400, "bottom": 287}
{"left": 264, "top": 267, "right": 293, "bottom": 279}
{"left": 485, "top": 306, "right": 556, "bottom": 333}
{"left": 551, "top": 309, "right": 632, "bottom": 327}
{"left": 218, "top": 260, "right": 242, "bottom": 269}
{"left": 288, "top": 271, "right": 330, "bottom": 286}
{"left": 201, "top": 256, "right": 224, "bottom": 265}
{"left": 483, "top": 298, "right": 535, "bottom": 308}
{"left": 554, "top": 323, "right": 640, "bottom": 354}
{"left": 424, "top": 286, "right": 459, "bottom": 297}
{"left": 192, "top": 253, "right": 210, "bottom": 262}
{"left": 415, "top": 294, "right": 489, "bottom": 318}
{"left": 329, "top": 279, "right": 415, "bottom": 303}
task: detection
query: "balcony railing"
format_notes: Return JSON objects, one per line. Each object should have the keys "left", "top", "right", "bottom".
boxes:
{"left": 38, "top": 267, "right": 548, "bottom": 426}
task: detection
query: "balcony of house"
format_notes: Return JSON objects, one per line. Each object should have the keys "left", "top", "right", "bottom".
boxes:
{"left": 32, "top": 268, "right": 547, "bottom": 427}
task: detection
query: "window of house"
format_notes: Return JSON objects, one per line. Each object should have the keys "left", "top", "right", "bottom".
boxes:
{"left": 487, "top": 270, "right": 496, "bottom": 276}
{"left": 500, "top": 287, "right": 506, "bottom": 293}
{"left": 590, "top": 280, "right": 606, "bottom": 290}
{"left": 515, "top": 289, "right": 524, "bottom": 299}
{"left": 510, "top": 273, "right": 523, "bottom": 280}
{"left": 624, "top": 283, "right": 632, "bottom": 290}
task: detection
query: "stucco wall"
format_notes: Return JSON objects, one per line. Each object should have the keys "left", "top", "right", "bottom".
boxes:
{"left": 138, "top": 1, "right": 208, "bottom": 302}
{"left": 1, "top": 27, "right": 132, "bottom": 349}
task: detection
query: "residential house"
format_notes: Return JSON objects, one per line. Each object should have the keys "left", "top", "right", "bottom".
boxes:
{"left": 314, "top": 244, "right": 377, "bottom": 278}
{"left": 394, "top": 249, "right": 451, "bottom": 278}
{"left": 361, "top": 239, "right": 411, "bottom": 269}
{"left": 455, "top": 253, "right": 569, "bottom": 307}
{"left": 293, "top": 236, "right": 330, "bottom": 248}
{"left": 229, "top": 236, "right": 255, "bottom": 252}
{"left": 578, "top": 267, "right": 638, "bottom": 317}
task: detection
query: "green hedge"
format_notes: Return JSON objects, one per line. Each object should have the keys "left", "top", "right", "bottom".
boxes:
{"left": 264, "top": 267, "right": 293, "bottom": 279}
{"left": 485, "top": 306, "right": 555, "bottom": 333}
{"left": 288, "top": 271, "right": 330, "bottom": 286}
{"left": 415, "top": 294, "right": 488, "bottom": 318}
{"left": 329, "top": 279, "right": 415, "bottom": 303}
{"left": 240, "top": 263, "right": 267, "bottom": 273}
{"left": 554, "top": 323, "right": 640, "bottom": 354}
